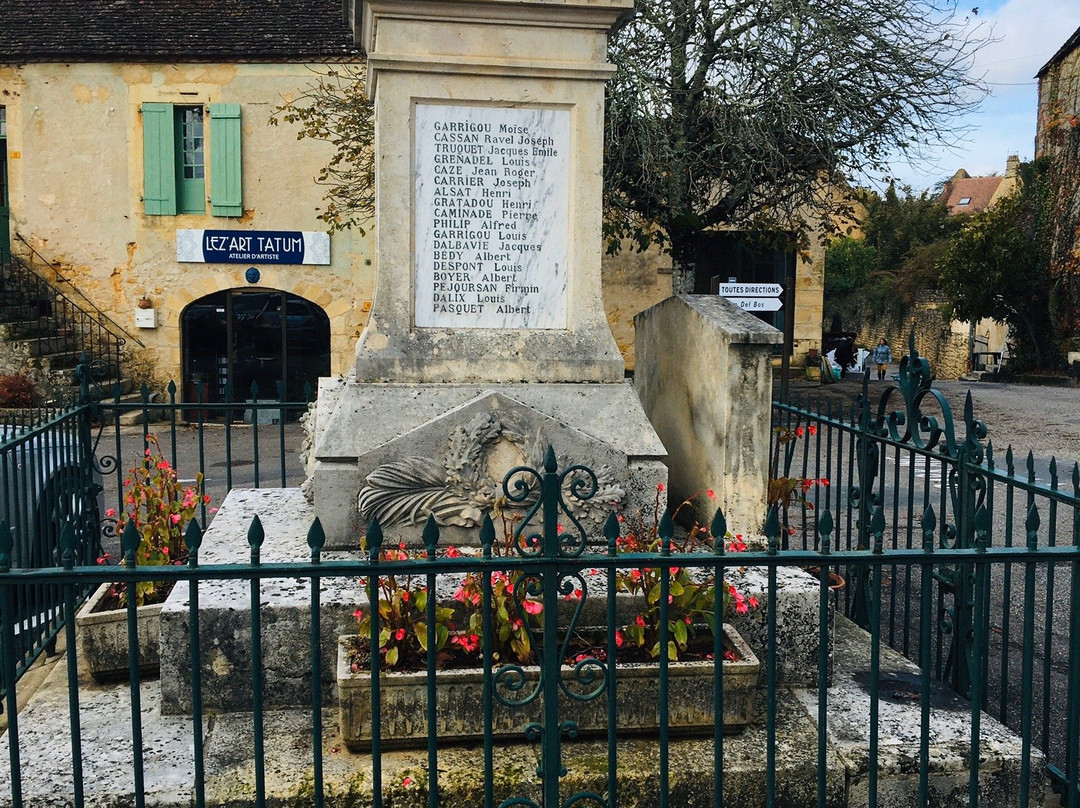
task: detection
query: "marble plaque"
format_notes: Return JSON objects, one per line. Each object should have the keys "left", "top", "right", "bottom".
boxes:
{"left": 414, "top": 103, "right": 570, "bottom": 329}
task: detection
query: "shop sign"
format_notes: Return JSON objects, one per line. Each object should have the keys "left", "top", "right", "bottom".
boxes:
{"left": 177, "top": 229, "right": 330, "bottom": 265}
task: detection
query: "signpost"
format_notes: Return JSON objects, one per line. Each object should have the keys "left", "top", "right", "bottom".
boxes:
{"left": 716, "top": 282, "right": 783, "bottom": 311}
{"left": 717, "top": 278, "right": 791, "bottom": 397}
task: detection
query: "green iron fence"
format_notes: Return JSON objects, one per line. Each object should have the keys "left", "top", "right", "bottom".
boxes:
{"left": 0, "top": 450, "right": 1074, "bottom": 807}
{"left": 0, "top": 371, "right": 312, "bottom": 688}
{"left": 772, "top": 337, "right": 1080, "bottom": 803}
{"left": 0, "top": 352, "right": 1077, "bottom": 806}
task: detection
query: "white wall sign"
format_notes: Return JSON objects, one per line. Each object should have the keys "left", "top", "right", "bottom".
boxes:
{"left": 177, "top": 229, "right": 330, "bottom": 265}
{"left": 413, "top": 103, "right": 570, "bottom": 329}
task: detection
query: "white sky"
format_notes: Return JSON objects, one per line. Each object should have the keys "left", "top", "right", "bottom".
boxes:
{"left": 883, "top": 0, "right": 1080, "bottom": 194}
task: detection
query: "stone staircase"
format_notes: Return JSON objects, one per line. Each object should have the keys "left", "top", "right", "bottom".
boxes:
{"left": 0, "top": 250, "right": 137, "bottom": 405}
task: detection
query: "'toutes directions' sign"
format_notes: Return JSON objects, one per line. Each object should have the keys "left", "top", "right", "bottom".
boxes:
{"left": 715, "top": 283, "right": 783, "bottom": 297}
{"left": 716, "top": 282, "right": 783, "bottom": 312}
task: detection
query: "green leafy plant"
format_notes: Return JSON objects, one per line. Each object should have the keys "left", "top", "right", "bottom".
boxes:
{"left": 106, "top": 434, "right": 208, "bottom": 607}
{"left": 768, "top": 425, "right": 829, "bottom": 536}
{"left": 352, "top": 541, "right": 458, "bottom": 670}
{"left": 614, "top": 486, "right": 756, "bottom": 661}
{"left": 349, "top": 491, "right": 758, "bottom": 670}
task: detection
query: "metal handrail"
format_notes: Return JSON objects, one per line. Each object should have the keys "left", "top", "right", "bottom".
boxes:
{"left": 12, "top": 232, "right": 144, "bottom": 349}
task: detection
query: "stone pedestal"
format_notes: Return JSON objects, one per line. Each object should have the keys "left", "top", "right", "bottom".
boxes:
{"left": 635, "top": 295, "right": 780, "bottom": 536}
{"left": 309, "top": 0, "right": 666, "bottom": 545}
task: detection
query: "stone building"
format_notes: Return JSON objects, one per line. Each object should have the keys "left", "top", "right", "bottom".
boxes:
{"left": 1037, "top": 26, "right": 1080, "bottom": 160}
{"left": 0, "top": 0, "right": 373, "bottom": 403}
{"left": 938, "top": 157, "right": 1020, "bottom": 215}
{"left": 1036, "top": 25, "right": 1080, "bottom": 353}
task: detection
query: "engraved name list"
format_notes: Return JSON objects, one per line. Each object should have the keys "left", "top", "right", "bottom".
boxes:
{"left": 414, "top": 104, "right": 570, "bottom": 329}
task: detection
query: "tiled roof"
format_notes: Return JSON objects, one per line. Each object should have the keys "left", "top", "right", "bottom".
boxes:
{"left": 938, "top": 175, "right": 1003, "bottom": 215}
{"left": 0, "top": 0, "right": 362, "bottom": 63}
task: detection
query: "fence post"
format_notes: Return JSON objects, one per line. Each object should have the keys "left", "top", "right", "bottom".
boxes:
{"left": 539, "top": 447, "right": 562, "bottom": 808}
{"left": 850, "top": 370, "right": 877, "bottom": 630}
{"left": 0, "top": 521, "right": 22, "bottom": 806}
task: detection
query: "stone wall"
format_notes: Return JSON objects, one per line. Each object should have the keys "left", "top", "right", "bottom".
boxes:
{"left": 853, "top": 296, "right": 970, "bottom": 380}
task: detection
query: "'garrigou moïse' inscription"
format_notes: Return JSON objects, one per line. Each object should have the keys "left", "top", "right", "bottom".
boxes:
{"left": 414, "top": 104, "right": 570, "bottom": 329}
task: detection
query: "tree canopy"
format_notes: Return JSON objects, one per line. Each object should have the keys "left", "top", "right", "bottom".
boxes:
{"left": 823, "top": 186, "right": 962, "bottom": 330}
{"left": 604, "top": 0, "right": 989, "bottom": 292}
{"left": 269, "top": 64, "right": 375, "bottom": 235}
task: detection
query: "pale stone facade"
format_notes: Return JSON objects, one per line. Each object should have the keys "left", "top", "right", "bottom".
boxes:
{"left": 1, "top": 60, "right": 374, "bottom": 385}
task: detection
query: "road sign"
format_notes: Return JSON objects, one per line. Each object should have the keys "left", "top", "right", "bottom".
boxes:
{"left": 726, "top": 297, "right": 784, "bottom": 312}
{"left": 715, "top": 282, "right": 783, "bottom": 297}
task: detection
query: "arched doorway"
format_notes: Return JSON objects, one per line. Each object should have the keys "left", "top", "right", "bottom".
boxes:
{"left": 181, "top": 289, "right": 330, "bottom": 414}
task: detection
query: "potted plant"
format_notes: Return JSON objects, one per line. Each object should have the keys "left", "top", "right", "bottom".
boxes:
{"left": 338, "top": 493, "right": 761, "bottom": 751}
{"left": 76, "top": 434, "right": 209, "bottom": 680}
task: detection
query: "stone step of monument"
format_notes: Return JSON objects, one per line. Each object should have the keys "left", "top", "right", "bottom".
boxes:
{"left": 156, "top": 488, "right": 830, "bottom": 714}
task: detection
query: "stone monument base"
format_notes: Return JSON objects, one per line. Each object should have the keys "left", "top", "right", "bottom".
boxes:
{"left": 305, "top": 376, "right": 668, "bottom": 548}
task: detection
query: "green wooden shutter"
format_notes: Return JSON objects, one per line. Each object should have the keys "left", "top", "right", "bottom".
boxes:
{"left": 209, "top": 103, "right": 242, "bottom": 217}
{"left": 142, "top": 102, "right": 177, "bottom": 215}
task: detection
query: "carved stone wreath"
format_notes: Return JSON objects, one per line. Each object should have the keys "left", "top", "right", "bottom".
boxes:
{"left": 357, "top": 411, "right": 624, "bottom": 528}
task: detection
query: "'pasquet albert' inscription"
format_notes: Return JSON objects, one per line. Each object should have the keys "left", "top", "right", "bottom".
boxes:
{"left": 414, "top": 104, "right": 570, "bottom": 329}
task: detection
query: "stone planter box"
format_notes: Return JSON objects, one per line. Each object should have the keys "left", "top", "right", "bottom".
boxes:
{"left": 338, "top": 623, "right": 759, "bottom": 751}
{"left": 75, "top": 582, "right": 162, "bottom": 681}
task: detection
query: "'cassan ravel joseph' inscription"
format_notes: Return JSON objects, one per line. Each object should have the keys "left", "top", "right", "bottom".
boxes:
{"left": 414, "top": 104, "right": 570, "bottom": 329}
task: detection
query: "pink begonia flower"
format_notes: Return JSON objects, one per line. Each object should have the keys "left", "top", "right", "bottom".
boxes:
{"left": 706, "top": 489, "right": 716, "bottom": 499}
{"left": 105, "top": 508, "right": 116, "bottom": 518}
{"left": 523, "top": 598, "right": 542, "bottom": 615}
{"left": 402, "top": 777, "right": 413, "bottom": 787}
{"left": 394, "top": 628, "right": 406, "bottom": 641}
{"left": 657, "top": 483, "right": 665, "bottom": 492}
{"left": 170, "top": 513, "right": 181, "bottom": 524}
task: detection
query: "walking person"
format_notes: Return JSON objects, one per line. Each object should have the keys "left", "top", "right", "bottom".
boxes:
{"left": 872, "top": 337, "right": 892, "bottom": 381}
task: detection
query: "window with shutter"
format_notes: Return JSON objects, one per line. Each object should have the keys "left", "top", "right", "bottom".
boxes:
{"left": 175, "top": 105, "right": 206, "bottom": 214}
{"left": 141, "top": 101, "right": 242, "bottom": 217}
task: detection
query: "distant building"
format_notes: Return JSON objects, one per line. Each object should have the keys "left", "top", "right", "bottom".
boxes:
{"left": 1036, "top": 25, "right": 1080, "bottom": 350}
{"left": 937, "top": 156, "right": 1020, "bottom": 215}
